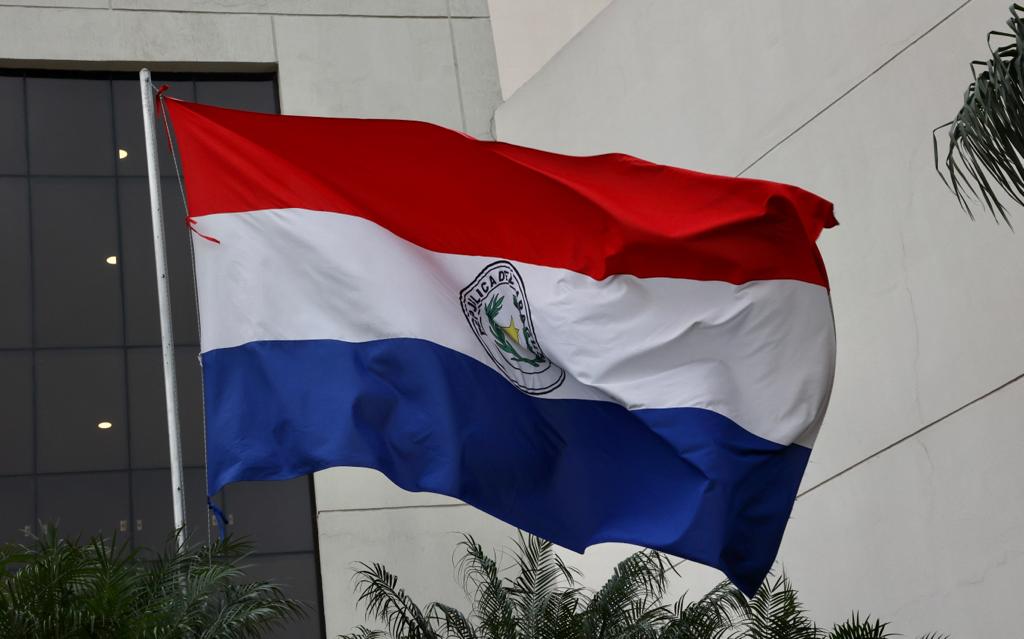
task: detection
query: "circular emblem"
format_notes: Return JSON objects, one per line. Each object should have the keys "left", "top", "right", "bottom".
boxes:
{"left": 459, "top": 261, "right": 565, "bottom": 395}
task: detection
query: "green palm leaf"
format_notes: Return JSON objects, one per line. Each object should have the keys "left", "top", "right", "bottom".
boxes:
{"left": 581, "top": 550, "right": 672, "bottom": 639}
{"left": 338, "top": 625, "right": 390, "bottom": 639}
{"left": 508, "top": 532, "right": 580, "bottom": 639}
{"left": 342, "top": 533, "right": 950, "bottom": 639}
{"left": 351, "top": 562, "right": 438, "bottom": 639}
{"left": 936, "top": 3, "right": 1024, "bottom": 224}
{"left": 737, "top": 574, "right": 820, "bottom": 639}
{"left": 0, "top": 527, "right": 305, "bottom": 638}
{"left": 456, "top": 535, "right": 517, "bottom": 639}
{"left": 426, "top": 602, "right": 478, "bottom": 639}
{"left": 662, "top": 581, "right": 747, "bottom": 639}
{"left": 827, "top": 613, "right": 892, "bottom": 639}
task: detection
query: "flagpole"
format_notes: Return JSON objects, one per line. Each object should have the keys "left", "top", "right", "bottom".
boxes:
{"left": 139, "top": 68, "right": 187, "bottom": 547}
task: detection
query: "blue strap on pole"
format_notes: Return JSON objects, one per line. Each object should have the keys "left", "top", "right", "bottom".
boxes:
{"left": 207, "top": 496, "right": 227, "bottom": 541}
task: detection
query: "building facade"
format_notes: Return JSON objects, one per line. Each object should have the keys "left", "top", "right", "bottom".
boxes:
{"left": 493, "top": 2, "right": 1024, "bottom": 637}
{"left": 1, "top": 1, "right": 1021, "bottom": 637}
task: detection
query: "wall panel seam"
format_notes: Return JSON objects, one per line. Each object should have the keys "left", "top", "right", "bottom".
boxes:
{"left": 798, "top": 369, "right": 1024, "bottom": 499}
{"left": 446, "top": 0, "right": 468, "bottom": 132}
{"left": 1, "top": 5, "right": 489, "bottom": 19}
{"left": 318, "top": 502, "right": 470, "bottom": 515}
{"left": 736, "top": 0, "right": 974, "bottom": 178}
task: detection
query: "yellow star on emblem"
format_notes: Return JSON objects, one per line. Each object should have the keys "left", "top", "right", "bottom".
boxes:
{"left": 501, "top": 316, "right": 521, "bottom": 346}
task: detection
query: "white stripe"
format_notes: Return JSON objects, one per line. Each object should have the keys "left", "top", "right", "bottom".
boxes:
{"left": 192, "top": 209, "right": 835, "bottom": 448}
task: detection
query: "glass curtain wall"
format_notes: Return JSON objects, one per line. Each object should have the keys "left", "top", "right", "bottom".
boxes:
{"left": 0, "top": 69, "right": 323, "bottom": 638}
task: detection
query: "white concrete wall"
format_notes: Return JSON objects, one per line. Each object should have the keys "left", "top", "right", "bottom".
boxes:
{"left": 486, "top": 0, "right": 612, "bottom": 98}
{"left": 495, "top": 0, "right": 1024, "bottom": 635}
{"left": 0, "top": 2, "right": 505, "bottom": 636}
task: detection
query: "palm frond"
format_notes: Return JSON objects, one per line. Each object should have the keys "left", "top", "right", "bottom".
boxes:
{"left": 538, "top": 589, "right": 584, "bottom": 639}
{"left": 581, "top": 550, "right": 672, "bottom": 639}
{"left": 199, "top": 581, "right": 306, "bottom": 639}
{"left": 340, "top": 533, "right": 952, "bottom": 639}
{"left": 827, "top": 613, "right": 893, "bottom": 639}
{"left": 427, "top": 602, "right": 479, "bottom": 639}
{"left": 740, "top": 573, "right": 821, "bottom": 639}
{"left": 0, "top": 526, "right": 305, "bottom": 638}
{"left": 352, "top": 562, "right": 438, "bottom": 639}
{"left": 662, "top": 581, "right": 747, "bottom": 639}
{"left": 456, "top": 535, "right": 517, "bottom": 639}
{"left": 936, "top": 3, "right": 1024, "bottom": 224}
{"left": 508, "top": 531, "right": 581, "bottom": 639}
{"left": 339, "top": 625, "right": 391, "bottom": 639}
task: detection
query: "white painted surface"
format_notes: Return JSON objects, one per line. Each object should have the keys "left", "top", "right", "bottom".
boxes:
{"left": 495, "top": 0, "right": 1024, "bottom": 634}
{"left": 783, "top": 375, "right": 1024, "bottom": 637}
{"left": 486, "top": 0, "right": 612, "bottom": 98}
{"left": 494, "top": 0, "right": 969, "bottom": 174}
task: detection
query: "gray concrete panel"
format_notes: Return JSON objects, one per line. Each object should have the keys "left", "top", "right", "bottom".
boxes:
{"left": 0, "top": 6, "right": 275, "bottom": 65}
{"left": 108, "top": 0, "right": 487, "bottom": 18}
{"left": 494, "top": 0, "right": 968, "bottom": 175}
{"left": 452, "top": 16, "right": 501, "bottom": 138}
{"left": 274, "top": 14, "right": 462, "bottom": 130}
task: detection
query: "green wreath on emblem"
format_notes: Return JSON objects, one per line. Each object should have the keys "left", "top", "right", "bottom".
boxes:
{"left": 484, "top": 294, "right": 547, "bottom": 368}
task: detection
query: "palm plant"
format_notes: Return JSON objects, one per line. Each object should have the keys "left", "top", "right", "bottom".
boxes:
{"left": 936, "top": 3, "right": 1024, "bottom": 224}
{"left": 0, "top": 527, "right": 305, "bottom": 638}
{"left": 342, "top": 532, "right": 945, "bottom": 639}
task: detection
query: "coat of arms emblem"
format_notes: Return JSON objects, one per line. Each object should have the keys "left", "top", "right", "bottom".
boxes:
{"left": 460, "top": 261, "right": 565, "bottom": 394}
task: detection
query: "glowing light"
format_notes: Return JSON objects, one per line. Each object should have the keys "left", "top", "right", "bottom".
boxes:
{"left": 105, "top": 255, "right": 117, "bottom": 265}
{"left": 117, "top": 149, "right": 128, "bottom": 160}
{"left": 97, "top": 421, "right": 113, "bottom": 430}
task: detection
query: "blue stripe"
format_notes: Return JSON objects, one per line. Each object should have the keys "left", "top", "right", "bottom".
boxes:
{"left": 202, "top": 338, "right": 809, "bottom": 594}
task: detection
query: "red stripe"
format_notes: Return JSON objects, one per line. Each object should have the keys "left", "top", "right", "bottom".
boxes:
{"left": 166, "top": 99, "right": 836, "bottom": 287}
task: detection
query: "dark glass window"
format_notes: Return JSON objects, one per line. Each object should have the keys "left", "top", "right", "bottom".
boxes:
{"left": 0, "top": 76, "right": 27, "bottom": 174}
{"left": 27, "top": 77, "right": 115, "bottom": 177}
{"left": 0, "top": 476, "right": 35, "bottom": 546}
{"left": 35, "top": 349, "right": 129, "bottom": 474}
{"left": 31, "top": 177, "right": 123, "bottom": 347}
{"left": 0, "top": 70, "right": 321, "bottom": 637}
{"left": 195, "top": 79, "right": 277, "bottom": 113}
{"left": 130, "top": 468, "right": 217, "bottom": 551}
{"left": 0, "top": 352, "right": 33, "bottom": 476}
{"left": 0, "top": 178, "right": 31, "bottom": 347}
{"left": 246, "top": 553, "right": 323, "bottom": 639}
{"left": 119, "top": 176, "right": 198, "bottom": 345}
{"left": 126, "top": 347, "right": 205, "bottom": 468}
{"left": 111, "top": 78, "right": 196, "bottom": 178}
{"left": 37, "top": 472, "right": 131, "bottom": 539}
{"left": 226, "top": 478, "right": 315, "bottom": 555}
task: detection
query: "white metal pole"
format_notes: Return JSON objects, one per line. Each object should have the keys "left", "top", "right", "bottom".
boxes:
{"left": 139, "top": 68, "right": 187, "bottom": 547}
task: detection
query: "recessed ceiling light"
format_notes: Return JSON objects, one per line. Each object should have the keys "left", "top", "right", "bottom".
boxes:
{"left": 97, "top": 421, "right": 112, "bottom": 430}
{"left": 105, "top": 255, "right": 117, "bottom": 265}
{"left": 118, "top": 149, "right": 128, "bottom": 160}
